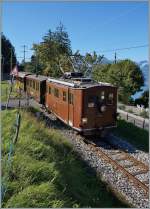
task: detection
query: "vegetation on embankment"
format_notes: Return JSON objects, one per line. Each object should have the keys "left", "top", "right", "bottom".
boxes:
{"left": 113, "top": 119, "right": 149, "bottom": 152}
{"left": 1, "top": 81, "right": 9, "bottom": 102}
{"left": 2, "top": 109, "right": 126, "bottom": 208}
{"left": 1, "top": 81, "right": 22, "bottom": 102}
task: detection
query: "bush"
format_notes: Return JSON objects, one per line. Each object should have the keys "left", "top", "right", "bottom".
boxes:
{"left": 119, "top": 105, "right": 126, "bottom": 110}
{"left": 127, "top": 109, "right": 133, "bottom": 113}
{"left": 139, "top": 110, "right": 149, "bottom": 118}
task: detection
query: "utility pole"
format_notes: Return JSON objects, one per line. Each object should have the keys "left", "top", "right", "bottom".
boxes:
{"left": 114, "top": 52, "right": 117, "bottom": 64}
{"left": 35, "top": 50, "right": 39, "bottom": 76}
{"left": 36, "top": 54, "right": 38, "bottom": 76}
{"left": 21, "top": 45, "right": 28, "bottom": 64}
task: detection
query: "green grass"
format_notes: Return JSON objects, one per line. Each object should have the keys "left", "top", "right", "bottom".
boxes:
{"left": 1, "top": 81, "right": 9, "bottom": 102}
{"left": 2, "top": 109, "right": 127, "bottom": 208}
{"left": 113, "top": 119, "right": 149, "bottom": 152}
{"left": 1, "top": 81, "right": 23, "bottom": 102}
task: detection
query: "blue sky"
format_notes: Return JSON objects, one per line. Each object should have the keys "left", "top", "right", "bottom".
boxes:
{"left": 3, "top": 1, "right": 148, "bottom": 63}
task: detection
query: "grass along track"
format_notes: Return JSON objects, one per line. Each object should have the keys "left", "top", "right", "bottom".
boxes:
{"left": 1, "top": 81, "right": 24, "bottom": 102}
{"left": 112, "top": 119, "right": 149, "bottom": 152}
{"left": 1, "top": 108, "right": 127, "bottom": 208}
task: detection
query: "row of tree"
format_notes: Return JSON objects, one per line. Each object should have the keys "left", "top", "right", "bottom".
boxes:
{"left": 1, "top": 33, "right": 17, "bottom": 74}
{"left": 1, "top": 24, "right": 148, "bottom": 106}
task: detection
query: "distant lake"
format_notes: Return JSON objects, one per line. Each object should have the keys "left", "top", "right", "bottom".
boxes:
{"left": 132, "top": 61, "right": 149, "bottom": 100}
{"left": 132, "top": 86, "right": 148, "bottom": 100}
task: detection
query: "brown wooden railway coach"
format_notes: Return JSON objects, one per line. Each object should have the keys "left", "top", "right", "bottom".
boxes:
{"left": 26, "top": 74, "right": 47, "bottom": 104}
{"left": 15, "top": 72, "right": 31, "bottom": 91}
{"left": 45, "top": 76, "right": 117, "bottom": 135}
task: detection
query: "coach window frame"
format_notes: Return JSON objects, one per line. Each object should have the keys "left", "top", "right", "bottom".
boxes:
{"left": 69, "top": 92, "right": 73, "bottom": 104}
{"left": 63, "top": 91, "right": 67, "bottom": 101}
{"left": 54, "top": 88, "right": 59, "bottom": 98}
{"left": 107, "top": 92, "right": 114, "bottom": 105}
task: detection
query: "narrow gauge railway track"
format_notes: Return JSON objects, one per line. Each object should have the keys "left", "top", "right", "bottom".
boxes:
{"left": 33, "top": 101, "right": 149, "bottom": 199}
{"left": 82, "top": 137, "right": 149, "bottom": 197}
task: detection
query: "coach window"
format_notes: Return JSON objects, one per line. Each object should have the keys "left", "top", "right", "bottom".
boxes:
{"left": 49, "top": 86, "right": 51, "bottom": 94}
{"left": 35, "top": 82, "right": 38, "bottom": 91}
{"left": 54, "top": 88, "right": 59, "bottom": 98}
{"left": 108, "top": 93, "right": 114, "bottom": 105}
{"left": 33, "top": 81, "right": 35, "bottom": 89}
{"left": 63, "top": 91, "right": 67, "bottom": 101}
{"left": 101, "top": 91, "right": 105, "bottom": 100}
{"left": 88, "top": 96, "right": 96, "bottom": 107}
{"left": 69, "top": 93, "right": 73, "bottom": 104}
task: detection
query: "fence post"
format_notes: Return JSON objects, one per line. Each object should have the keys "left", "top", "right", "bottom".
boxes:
{"left": 6, "top": 87, "right": 7, "bottom": 98}
{"left": 127, "top": 113, "right": 128, "bottom": 120}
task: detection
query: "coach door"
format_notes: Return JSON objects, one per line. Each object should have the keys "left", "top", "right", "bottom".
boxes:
{"left": 68, "top": 89, "right": 74, "bottom": 127}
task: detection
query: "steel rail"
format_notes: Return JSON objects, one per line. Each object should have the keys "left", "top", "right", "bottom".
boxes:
{"left": 83, "top": 139, "right": 149, "bottom": 196}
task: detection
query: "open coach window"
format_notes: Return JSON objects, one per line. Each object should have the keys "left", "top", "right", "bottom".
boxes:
{"left": 108, "top": 93, "right": 114, "bottom": 104}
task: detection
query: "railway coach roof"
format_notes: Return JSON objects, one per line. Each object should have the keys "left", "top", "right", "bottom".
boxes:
{"left": 17, "top": 72, "right": 31, "bottom": 78}
{"left": 47, "top": 77, "right": 115, "bottom": 88}
{"left": 27, "top": 74, "right": 47, "bottom": 81}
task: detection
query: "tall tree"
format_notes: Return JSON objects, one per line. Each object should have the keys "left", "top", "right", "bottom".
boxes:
{"left": 93, "top": 59, "right": 144, "bottom": 104}
{"left": 1, "top": 34, "right": 17, "bottom": 74}
{"left": 31, "top": 23, "right": 72, "bottom": 77}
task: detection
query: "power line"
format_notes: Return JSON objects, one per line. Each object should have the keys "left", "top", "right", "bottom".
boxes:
{"left": 97, "top": 44, "right": 149, "bottom": 54}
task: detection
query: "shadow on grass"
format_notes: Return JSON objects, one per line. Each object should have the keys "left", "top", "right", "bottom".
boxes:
{"left": 113, "top": 119, "right": 149, "bottom": 152}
